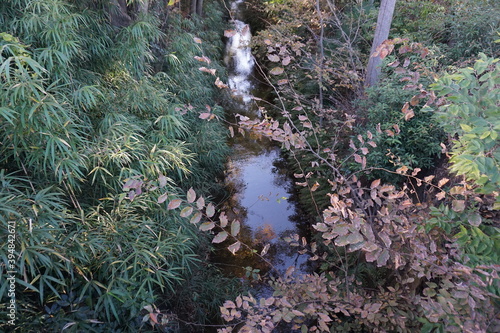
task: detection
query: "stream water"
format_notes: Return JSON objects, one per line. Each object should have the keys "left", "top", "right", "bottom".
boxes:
{"left": 214, "top": 0, "right": 309, "bottom": 289}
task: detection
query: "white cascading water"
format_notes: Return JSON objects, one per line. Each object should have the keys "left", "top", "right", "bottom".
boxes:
{"left": 225, "top": 0, "right": 255, "bottom": 103}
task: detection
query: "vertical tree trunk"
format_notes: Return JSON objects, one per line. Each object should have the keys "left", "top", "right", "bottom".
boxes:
{"left": 365, "top": 0, "right": 397, "bottom": 87}
{"left": 109, "top": 0, "right": 132, "bottom": 27}
{"left": 196, "top": 0, "right": 203, "bottom": 16}
{"left": 138, "top": 0, "right": 150, "bottom": 16}
{"left": 190, "top": 0, "right": 197, "bottom": 16}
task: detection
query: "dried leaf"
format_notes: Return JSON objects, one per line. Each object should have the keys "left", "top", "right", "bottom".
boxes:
{"left": 371, "top": 179, "right": 381, "bottom": 189}
{"left": 206, "top": 203, "right": 215, "bottom": 218}
{"left": 269, "top": 67, "right": 284, "bottom": 75}
{"left": 194, "top": 55, "right": 211, "bottom": 64}
{"left": 196, "top": 196, "right": 205, "bottom": 210}
{"left": 219, "top": 212, "right": 229, "bottom": 228}
{"left": 190, "top": 212, "right": 202, "bottom": 224}
{"left": 157, "top": 192, "right": 169, "bottom": 204}
{"left": 193, "top": 37, "right": 202, "bottom": 44}
{"left": 261, "top": 243, "right": 270, "bottom": 256}
{"left": 377, "top": 249, "right": 390, "bottom": 267}
{"left": 282, "top": 56, "right": 291, "bottom": 66}
{"left": 187, "top": 188, "right": 196, "bottom": 203}
{"left": 404, "top": 109, "right": 415, "bottom": 121}
{"left": 311, "top": 182, "right": 320, "bottom": 192}
{"left": 438, "top": 178, "right": 449, "bottom": 187}
{"left": 314, "top": 223, "right": 329, "bottom": 232}
{"left": 213, "top": 231, "right": 228, "bottom": 243}
{"left": 231, "top": 220, "right": 241, "bottom": 236}
{"left": 215, "top": 77, "right": 229, "bottom": 89}
{"left": 199, "top": 67, "right": 216, "bottom": 75}
{"left": 199, "top": 221, "right": 215, "bottom": 231}
{"left": 167, "top": 199, "right": 182, "bottom": 210}
{"left": 436, "top": 191, "right": 446, "bottom": 200}
{"left": 180, "top": 206, "right": 193, "bottom": 218}
{"left": 228, "top": 241, "right": 241, "bottom": 255}
{"left": 267, "top": 54, "right": 280, "bottom": 62}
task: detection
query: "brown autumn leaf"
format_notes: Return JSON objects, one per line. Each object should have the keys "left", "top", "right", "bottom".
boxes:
{"left": 228, "top": 241, "right": 241, "bottom": 255}
{"left": 410, "top": 95, "right": 420, "bottom": 106}
{"left": 167, "top": 198, "right": 182, "bottom": 210}
{"left": 282, "top": 56, "right": 291, "bottom": 66}
{"left": 199, "top": 112, "right": 212, "bottom": 120}
{"left": 267, "top": 54, "right": 280, "bottom": 62}
{"left": 196, "top": 196, "right": 205, "bottom": 210}
{"left": 436, "top": 191, "right": 446, "bottom": 200}
{"left": 212, "top": 231, "right": 228, "bottom": 243}
{"left": 438, "top": 178, "right": 449, "bottom": 187}
{"left": 224, "top": 30, "right": 236, "bottom": 38}
{"left": 206, "top": 203, "right": 215, "bottom": 217}
{"left": 190, "top": 212, "right": 202, "bottom": 224}
{"left": 404, "top": 109, "right": 415, "bottom": 121}
{"left": 215, "top": 77, "right": 229, "bottom": 89}
{"left": 194, "top": 55, "right": 211, "bottom": 64}
{"left": 371, "top": 179, "right": 381, "bottom": 189}
{"left": 231, "top": 220, "right": 241, "bottom": 236}
{"left": 193, "top": 37, "right": 202, "bottom": 44}
{"left": 199, "top": 221, "right": 215, "bottom": 231}
{"left": 311, "top": 182, "right": 320, "bottom": 192}
{"left": 199, "top": 67, "right": 216, "bottom": 75}
{"left": 187, "top": 188, "right": 196, "bottom": 203}
{"left": 157, "top": 192, "right": 169, "bottom": 204}
{"left": 269, "top": 67, "right": 284, "bottom": 75}
{"left": 180, "top": 206, "right": 193, "bottom": 218}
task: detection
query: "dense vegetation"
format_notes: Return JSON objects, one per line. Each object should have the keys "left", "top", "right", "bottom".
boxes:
{"left": 1, "top": 0, "right": 499, "bottom": 332}
{"left": 0, "top": 0, "right": 238, "bottom": 331}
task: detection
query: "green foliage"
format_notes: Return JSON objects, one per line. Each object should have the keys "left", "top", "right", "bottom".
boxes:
{"left": 392, "top": 0, "right": 500, "bottom": 62}
{"left": 354, "top": 68, "right": 443, "bottom": 182}
{"left": 430, "top": 54, "right": 500, "bottom": 196}
{"left": 0, "top": 0, "right": 235, "bottom": 331}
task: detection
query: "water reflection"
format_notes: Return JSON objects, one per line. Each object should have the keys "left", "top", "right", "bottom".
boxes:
{"left": 215, "top": 0, "right": 309, "bottom": 295}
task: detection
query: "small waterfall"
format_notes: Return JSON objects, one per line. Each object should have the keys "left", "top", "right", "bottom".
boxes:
{"left": 224, "top": 1, "right": 255, "bottom": 104}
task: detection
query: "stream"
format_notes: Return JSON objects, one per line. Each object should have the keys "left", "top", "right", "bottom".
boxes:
{"left": 214, "top": 0, "right": 309, "bottom": 291}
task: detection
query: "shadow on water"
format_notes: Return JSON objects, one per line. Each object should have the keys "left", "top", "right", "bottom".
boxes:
{"left": 212, "top": 0, "right": 311, "bottom": 298}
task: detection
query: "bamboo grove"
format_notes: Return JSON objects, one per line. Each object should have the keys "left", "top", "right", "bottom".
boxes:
{"left": 0, "top": 0, "right": 238, "bottom": 331}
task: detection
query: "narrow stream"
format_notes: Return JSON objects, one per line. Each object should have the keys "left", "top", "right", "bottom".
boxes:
{"left": 215, "top": 0, "right": 308, "bottom": 290}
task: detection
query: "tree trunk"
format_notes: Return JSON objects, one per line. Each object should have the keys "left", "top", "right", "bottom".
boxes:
{"left": 138, "top": 0, "right": 150, "bottom": 16}
{"left": 191, "top": 0, "right": 197, "bottom": 16}
{"left": 196, "top": 0, "right": 203, "bottom": 16}
{"left": 365, "top": 0, "right": 396, "bottom": 87}
{"left": 109, "top": 0, "right": 132, "bottom": 27}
